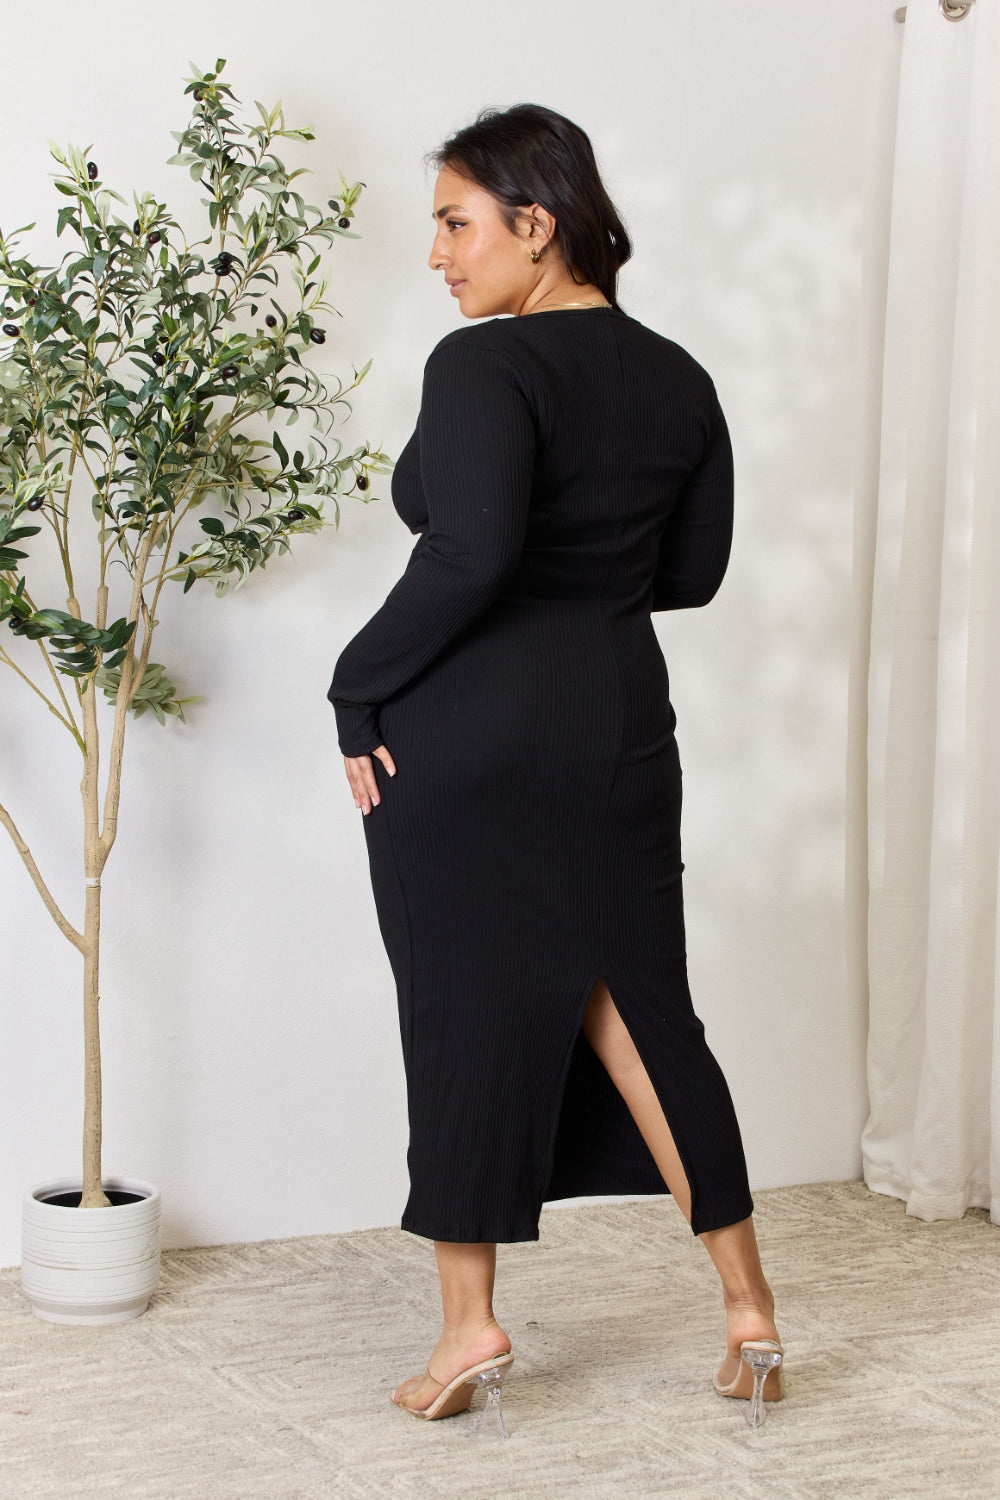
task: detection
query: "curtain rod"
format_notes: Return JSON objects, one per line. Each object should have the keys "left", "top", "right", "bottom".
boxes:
{"left": 896, "top": 1, "right": 977, "bottom": 19}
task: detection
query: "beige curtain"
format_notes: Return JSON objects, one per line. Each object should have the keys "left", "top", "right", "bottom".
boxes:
{"left": 860, "top": 0, "right": 1000, "bottom": 1223}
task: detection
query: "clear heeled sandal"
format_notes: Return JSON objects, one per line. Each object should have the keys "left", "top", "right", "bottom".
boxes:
{"left": 393, "top": 1351, "right": 514, "bottom": 1437}
{"left": 713, "top": 1339, "right": 784, "bottom": 1428}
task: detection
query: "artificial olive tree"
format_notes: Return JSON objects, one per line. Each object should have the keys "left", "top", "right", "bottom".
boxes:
{"left": 0, "top": 63, "right": 388, "bottom": 1207}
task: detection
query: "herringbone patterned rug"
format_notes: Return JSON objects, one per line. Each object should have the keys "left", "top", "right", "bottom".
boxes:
{"left": 1, "top": 1182, "right": 998, "bottom": 1497}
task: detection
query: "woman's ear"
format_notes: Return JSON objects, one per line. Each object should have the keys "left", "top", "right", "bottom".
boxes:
{"left": 520, "top": 202, "right": 558, "bottom": 254}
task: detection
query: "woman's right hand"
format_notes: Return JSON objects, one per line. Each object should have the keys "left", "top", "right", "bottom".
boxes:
{"left": 343, "top": 744, "right": 397, "bottom": 815}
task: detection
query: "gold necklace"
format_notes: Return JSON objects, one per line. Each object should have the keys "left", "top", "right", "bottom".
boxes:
{"left": 526, "top": 299, "right": 612, "bottom": 315}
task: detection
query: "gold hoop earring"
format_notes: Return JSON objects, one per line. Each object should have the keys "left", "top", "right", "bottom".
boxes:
{"left": 529, "top": 248, "right": 541, "bottom": 264}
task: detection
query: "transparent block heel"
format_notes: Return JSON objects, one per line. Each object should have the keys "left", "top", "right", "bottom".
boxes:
{"left": 466, "top": 1365, "right": 509, "bottom": 1439}
{"left": 742, "top": 1344, "right": 783, "bottom": 1429}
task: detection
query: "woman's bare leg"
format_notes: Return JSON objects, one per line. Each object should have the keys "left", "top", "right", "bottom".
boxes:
{"left": 699, "top": 1218, "right": 778, "bottom": 1387}
{"left": 582, "top": 980, "right": 779, "bottom": 1383}
{"left": 392, "top": 1241, "right": 512, "bottom": 1410}
{"left": 583, "top": 981, "right": 694, "bottom": 1220}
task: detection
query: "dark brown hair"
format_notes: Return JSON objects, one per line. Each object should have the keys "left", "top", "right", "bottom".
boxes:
{"left": 431, "top": 104, "right": 632, "bottom": 309}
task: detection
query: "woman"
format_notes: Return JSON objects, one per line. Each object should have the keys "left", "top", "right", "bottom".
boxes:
{"left": 330, "top": 104, "right": 783, "bottom": 1428}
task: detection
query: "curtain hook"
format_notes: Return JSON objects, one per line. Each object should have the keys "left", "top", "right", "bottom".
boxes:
{"left": 897, "top": 2, "right": 977, "bottom": 18}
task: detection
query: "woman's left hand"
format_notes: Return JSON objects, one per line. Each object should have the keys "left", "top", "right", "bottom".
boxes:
{"left": 343, "top": 744, "right": 397, "bottom": 815}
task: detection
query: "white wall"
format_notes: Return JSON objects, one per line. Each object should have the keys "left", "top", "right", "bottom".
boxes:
{"left": 1, "top": 0, "right": 902, "bottom": 1265}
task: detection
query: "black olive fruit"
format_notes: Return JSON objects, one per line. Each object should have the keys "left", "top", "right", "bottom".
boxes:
{"left": 356, "top": 474, "right": 369, "bottom": 491}
{"left": 221, "top": 363, "right": 238, "bottom": 378}
{"left": 2, "top": 323, "right": 19, "bottom": 336}
{"left": 309, "top": 328, "right": 326, "bottom": 345}
{"left": 87, "top": 161, "right": 98, "bottom": 180}
{"left": 286, "top": 509, "right": 306, "bottom": 522}
{"left": 148, "top": 231, "right": 161, "bottom": 246}
{"left": 152, "top": 351, "right": 166, "bottom": 366}
{"left": 194, "top": 88, "right": 203, "bottom": 102}
{"left": 265, "top": 315, "right": 277, "bottom": 328}
{"left": 133, "top": 219, "right": 141, "bottom": 235}
{"left": 26, "top": 496, "right": 45, "bottom": 511}
{"left": 338, "top": 217, "right": 351, "bottom": 229}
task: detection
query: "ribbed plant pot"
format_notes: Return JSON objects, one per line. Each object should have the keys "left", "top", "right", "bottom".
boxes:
{"left": 21, "top": 1176, "right": 161, "bottom": 1325}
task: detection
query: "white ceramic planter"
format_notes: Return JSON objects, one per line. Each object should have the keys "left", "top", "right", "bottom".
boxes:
{"left": 21, "top": 1176, "right": 161, "bottom": 1325}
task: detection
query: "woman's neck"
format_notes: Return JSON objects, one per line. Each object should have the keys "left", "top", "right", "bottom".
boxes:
{"left": 518, "top": 278, "right": 609, "bottom": 317}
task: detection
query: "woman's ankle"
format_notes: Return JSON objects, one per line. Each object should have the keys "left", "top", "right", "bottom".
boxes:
{"left": 430, "top": 1317, "right": 511, "bottom": 1379}
{"left": 722, "top": 1292, "right": 779, "bottom": 1360}
{"left": 723, "top": 1283, "right": 775, "bottom": 1318}
{"left": 440, "top": 1312, "right": 508, "bottom": 1345}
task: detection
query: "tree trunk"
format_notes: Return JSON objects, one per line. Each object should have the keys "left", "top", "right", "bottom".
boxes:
{"left": 80, "top": 877, "right": 108, "bottom": 1208}
{"left": 79, "top": 667, "right": 110, "bottom": 1210}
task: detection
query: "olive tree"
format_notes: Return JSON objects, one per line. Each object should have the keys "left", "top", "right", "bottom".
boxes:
{"left": 0, "top": 62, "right": 388, "bottom": 1206}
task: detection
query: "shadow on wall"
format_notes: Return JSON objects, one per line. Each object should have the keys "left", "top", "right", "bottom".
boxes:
{"left": 620, "top": 170, "right": 865, "bottom": 1162}
{"left": 623, "top": 173, "right": 860, "bottom": 892}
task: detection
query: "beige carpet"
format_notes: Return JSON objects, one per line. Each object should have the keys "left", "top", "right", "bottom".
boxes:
{"left": 1, "top": 1182, "right": 998, "bottom": 1498}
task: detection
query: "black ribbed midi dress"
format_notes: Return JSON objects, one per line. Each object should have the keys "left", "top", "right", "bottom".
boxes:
{"left": 330, "top": 306, "right": 753, "bottom": 1242}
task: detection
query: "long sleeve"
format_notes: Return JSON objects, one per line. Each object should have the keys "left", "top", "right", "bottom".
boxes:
{"left": 329, "top": 336, "right": 535, "bottom": 754}
{"left": 651, "top": 393, "right": 734, "bottom": 611}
